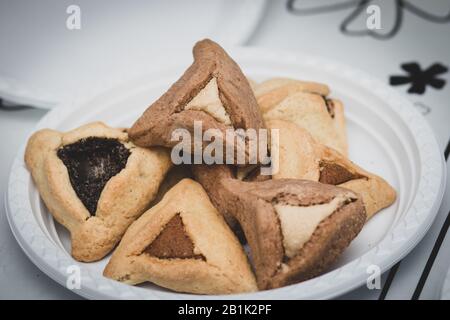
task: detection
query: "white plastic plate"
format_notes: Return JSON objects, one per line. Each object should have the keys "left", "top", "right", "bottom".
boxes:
{"left": 6, "top": 47, "right": 446, "bottom": 299}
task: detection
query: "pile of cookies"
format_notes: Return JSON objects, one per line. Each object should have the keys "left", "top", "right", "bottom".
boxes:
{"left": 25, "top": 39, "right": 396, "bottom": 295}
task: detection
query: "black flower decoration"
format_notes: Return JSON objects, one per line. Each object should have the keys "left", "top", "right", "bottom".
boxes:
{"left": 287, "top": 0, "right": 450, "bottom": 39}
{"left": 389, "top": 62, "right": 448, "bottom": 94}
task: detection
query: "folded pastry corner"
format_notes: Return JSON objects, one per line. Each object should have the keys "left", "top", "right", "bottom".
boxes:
{"left": 254, "top": 77, "right": 330, "bottom": 112}
{"left": 267, "top": 119, "right": 396, "bottom": 219}
{"left": 149, "top": 164, "right": 193, "bottom": 207}
{"left": 263, "top": 91, "right": 348, "bottom": 155}
{"left": 25, "top": 122, "right": 172, "bottom": 262}
{"left": 103, "top": 178, "right": 257, "bottom": 295}
{"left": 193, "top": 165, "right": 366, "bottom": 289}
{"left": 128, "top": 39, "right": 264, "bottom": 164}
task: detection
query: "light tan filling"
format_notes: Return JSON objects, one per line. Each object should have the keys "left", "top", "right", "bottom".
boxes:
{"left": 185, "top": 77, "right": 232, "bottom": 125}
{"left": 274, "top": 195, "right": 347, "bottom": 258}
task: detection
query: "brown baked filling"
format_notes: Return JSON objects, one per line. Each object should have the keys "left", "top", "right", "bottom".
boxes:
{"left": 57, "top": 137, "right": 130, "bottom": 215}
{"left": 319, "top": 95, "right": 335, "bottom": 118}
{"left": 319, "top": 161, "right": 364, "bottom": 185}
{"left": 239, "top": 165, "right": 272, "bottom": 182}
{"left": 144, "top": 214, "right": 205, "bottom": 260}
{"left": 325, "top": 99, "right": 335, "bottom": 118}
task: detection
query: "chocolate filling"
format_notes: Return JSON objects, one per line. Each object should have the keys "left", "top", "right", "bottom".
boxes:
{"left": 319, "top": 161, "right": 364, "bottom": 185}
{"left": 57, "top": 137, "right": 131, "bottom": 215}
{"left": 144, "top": 214, "right": 205, "bottom": 260}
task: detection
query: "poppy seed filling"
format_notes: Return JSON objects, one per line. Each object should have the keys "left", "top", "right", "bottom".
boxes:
{"left": 57, "top": 137, "right": 131, "bottom": 215}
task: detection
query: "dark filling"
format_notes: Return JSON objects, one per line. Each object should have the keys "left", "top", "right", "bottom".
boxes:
{"left": 325, "top": 99, "right": 335, "bottom": 118}
{"left": 57, "top": 137, "right": 131, "bottom": 215}
{"left": 320, "top": 95, "right": 335, "bottom": 118}
{"left": 239, "top": 165, "right": 272, "bottom": 182}
{"left": 143, "top": 214, "right": 205, "bottom": 260}
{"left": 319, "top": 161, "right": 364, "bottom": 185}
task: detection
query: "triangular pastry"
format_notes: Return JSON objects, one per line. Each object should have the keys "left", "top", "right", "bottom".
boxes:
{"left": 129, "top": 39, "right": 264, "bottom": 164}
{"left": 267, "top": 119, "right": 396, "bottom": 219}
{"left": 149, "top": 164, "right": 193, "bottom": 207}
{"left": 262, "top": 91, "right": 348, "bottom": 155}
{"left": 103, "top": 178, "right": 257, "bottom": 294}
{"left": 25, "top": 122, "right": 171, "bottom": 262}
{"left": 254, "top": 77, "right": 330, "bottom": 111}
{"left": 193, "top": 165, "right": 366, "bottom": 289}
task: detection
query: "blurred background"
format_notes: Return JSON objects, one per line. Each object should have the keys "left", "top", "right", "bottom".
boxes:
{"left": 0, "top": 0, "right": 449, "bottom": 299}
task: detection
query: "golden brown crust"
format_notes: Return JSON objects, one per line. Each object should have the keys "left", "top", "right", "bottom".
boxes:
{"left": 149, "top": 164, "right": 193, "bottom": 207}
{"left": 254, "top": 78, "right": 330, "bottom": 104}
{"left": 269, "top": 197, "right": 365, "bottom": 288}
{"left": 262, "top": 91, "right": 348, "bottom": 155}
{"left": 25, "top": 122, "right": 172, "bottom": 262}
{"left": 103, "top": 179, "right": 257, "bottom": 294}
{"left": 267, "top": 119, "right": 396, "bottom": 219}
{"left": 192, "top": 165, "right": 366, "bottom": 289}
{"left": 330, "top": 99, "right": 347, "bottom": 153}
{"left": 129, "top": 39, "right": 264, "bottom": 164}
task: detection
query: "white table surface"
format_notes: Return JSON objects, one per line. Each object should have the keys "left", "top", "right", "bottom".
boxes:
{"left": 1, "top": 0, "right": 449, "bottom": 299}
